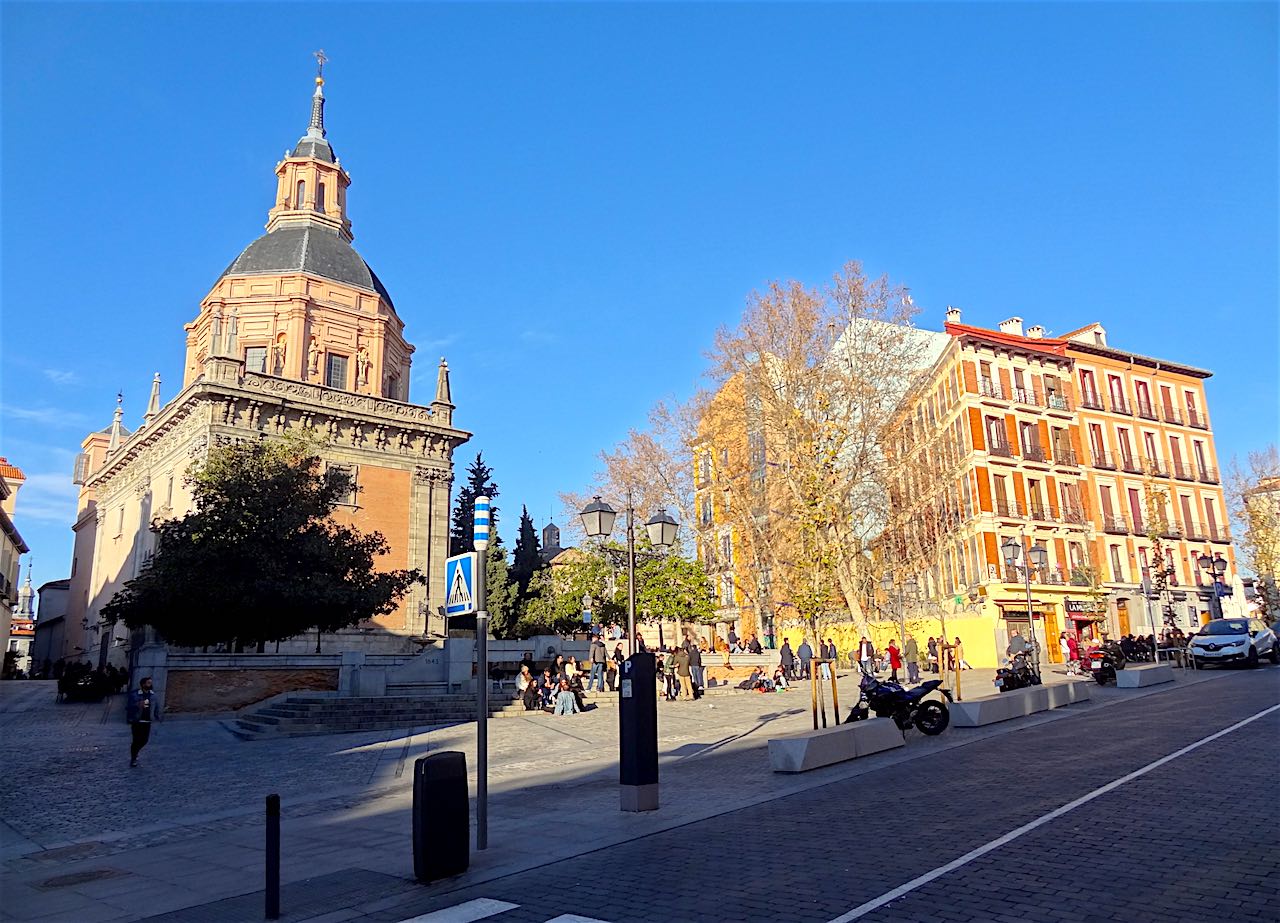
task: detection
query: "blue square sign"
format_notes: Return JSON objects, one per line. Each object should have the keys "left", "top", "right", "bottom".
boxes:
{"left": 445, "top": 553, "right": 478, "bottom": 616}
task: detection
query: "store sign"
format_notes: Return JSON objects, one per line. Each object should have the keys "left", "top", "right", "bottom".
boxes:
{"left": 1066, "top": 599, "right": 1107, "bottom": 614}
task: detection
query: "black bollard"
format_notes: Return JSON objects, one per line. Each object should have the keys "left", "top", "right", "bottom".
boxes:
{"left": 619, "top": 653, "right": 659, "bottom": 811}
{"left": 265, "top": 794, "right": 280, "bottom": 920}
{"left": 413, "top": 751, "right": 469, "bottom": 883}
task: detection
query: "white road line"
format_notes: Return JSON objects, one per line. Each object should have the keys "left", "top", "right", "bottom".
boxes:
{"left": 544, "top": 916, "right": 615, "bottom": 923}
{"left": 395, "top": 897, "right": 519, "bottom": 923}
{"left": 826, "top": 701, "right": 1280, "bottom": 923}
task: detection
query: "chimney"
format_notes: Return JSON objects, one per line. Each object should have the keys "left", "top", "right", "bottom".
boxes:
{"left": 998, "top": 316, "right": 1024, "bottom": 337}
{"left": 945, "top": 306, "right": 962, "bottom": 324}
{"left": 1026, "top": 325, "right": 1045, "bottom": 339}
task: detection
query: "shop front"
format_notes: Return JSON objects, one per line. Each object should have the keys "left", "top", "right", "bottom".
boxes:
{"left": 1064, "top": 598, "right": 1108, "bottom": 646}
{"left": 997, "top": 604, "right": 1060, "bottom": 663}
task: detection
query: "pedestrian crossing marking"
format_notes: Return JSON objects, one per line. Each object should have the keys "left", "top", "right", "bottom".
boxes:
{"left": 392, "top": 900, "right": 617, "bottom": 923}
{"left": 395, "top": 897, "right": 518, "bottom": 922}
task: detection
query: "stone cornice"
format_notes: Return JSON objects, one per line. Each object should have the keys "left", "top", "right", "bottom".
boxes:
{"left": 85, "top": 371, "right": 469, "bottom": 496}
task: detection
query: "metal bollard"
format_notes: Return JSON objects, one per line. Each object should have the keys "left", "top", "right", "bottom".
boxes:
{"left": 413, "top": 751, "right": 469, "bottom": 882}
{"left": 265, "top": 794, "right": 280, "bottom": 920}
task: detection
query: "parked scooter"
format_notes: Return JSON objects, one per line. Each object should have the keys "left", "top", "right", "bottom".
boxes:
{"left": 1087, "top": 640, "right": 1127, "bottom": 685}
{"left": 848, "top": 667, "right": 952, "bottom": 735}
{"left": 994, "top": 652, "right": 1040, "bottom": 693}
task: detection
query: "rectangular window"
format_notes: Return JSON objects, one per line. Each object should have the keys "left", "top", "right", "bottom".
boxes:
{"left": 1109, "top": 545, "right": 1125, "bottom": 583}
{"left": 326, "top": 463, "right": 358, "bottom": 505}
{"left": 244, "top": 346, "right": 267, "bottom": 374}
{"left": 721, "top": 532, "right": 733, "bottom": 564}
{"left": 325, "top": 353, "right": 348, "bottom": 389}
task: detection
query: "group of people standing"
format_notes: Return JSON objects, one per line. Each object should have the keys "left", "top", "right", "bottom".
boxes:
{"left": 774, "top": 633, "right": 971, "bottom": 687}
{"left": 776, "top": 637, "right": 840, "bottom": 680}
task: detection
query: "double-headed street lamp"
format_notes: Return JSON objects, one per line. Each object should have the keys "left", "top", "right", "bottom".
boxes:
{"left": 1196, "top": 552, "right": 1229, "bottom": 620}
{"left": 1002, "top": 534, "right": 1048, "bottom": 675}
{"left": 580, "top": 495, "right": 679, "bottom": 656}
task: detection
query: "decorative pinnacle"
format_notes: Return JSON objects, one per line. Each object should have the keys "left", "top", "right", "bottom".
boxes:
{"left": 307, "top": 50, "right": 328, "bottom": 138}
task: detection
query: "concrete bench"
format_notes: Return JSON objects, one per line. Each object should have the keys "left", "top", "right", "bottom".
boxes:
{"left": 952, "top": 681, "right": 1091, "bottom": 727}
{"left": 1116, "top": 663, "right": 1175, "bottom": 688}
{"left": 768, "top": 718, "right": 903, "bottom": 772}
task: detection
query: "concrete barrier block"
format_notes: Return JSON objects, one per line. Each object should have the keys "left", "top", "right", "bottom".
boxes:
{"left": 1066, "top": 680, "right": 1092, "bottom": 704}
{"left": 951, "top": 695, "right": 1012, "bottom": 727}
{"left": 768, "top": 718, "right": 903, "bottom": 773}
{"left": 1116, "top": 663, "right": 1174, "bottom": 688}
{"left": 1044, "top": 683, "right": 1073, "bottom": 708}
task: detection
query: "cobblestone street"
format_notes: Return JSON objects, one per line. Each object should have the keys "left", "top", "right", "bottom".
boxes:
{"left": 2, "top": 665, "right": 1276, "bottom": 922}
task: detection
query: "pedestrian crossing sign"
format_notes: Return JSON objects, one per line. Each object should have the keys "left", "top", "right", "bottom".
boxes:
{"left": 445, "top": 552, "right": 478, "bottom": 616}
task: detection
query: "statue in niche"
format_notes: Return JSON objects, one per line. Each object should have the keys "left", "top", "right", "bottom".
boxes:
{"left": 356, "top": 345, "right": 371, "bottom": 388}
{"left": 307, "top": 336, "right": 320, "bottom": 377}
{"left": 272, "top": 333, "right": 287, "bottom": 373}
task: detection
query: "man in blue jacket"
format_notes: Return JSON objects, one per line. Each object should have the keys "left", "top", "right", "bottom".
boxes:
{"left": 127, "top": 677, "right": 158, "bottom": 767}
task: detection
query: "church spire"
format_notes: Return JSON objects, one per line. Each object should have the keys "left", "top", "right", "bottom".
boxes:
{"left": 265, "top": 53, "right": 352, "bottom": 240}
{"left": 306, "top": 49, "right": 327, "bottom": 140}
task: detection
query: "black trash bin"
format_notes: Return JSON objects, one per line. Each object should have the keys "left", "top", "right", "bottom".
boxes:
{"left": 413, "top": 750, "right": 470, "bottom": 882}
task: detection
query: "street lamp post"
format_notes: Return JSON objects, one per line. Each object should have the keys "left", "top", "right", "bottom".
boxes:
{"left": 1196, "top": 552, "right": 1229, "bottom": 620}
{"left": 1003, "top": 534, "right": 1048, "bottom": 675}
{"left": 580, "top": 494, "right": 679, "bottom": 656}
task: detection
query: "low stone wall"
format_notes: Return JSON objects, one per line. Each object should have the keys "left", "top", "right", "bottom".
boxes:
{"left": 167, "top": 667, "right": 339, "bottom": 713}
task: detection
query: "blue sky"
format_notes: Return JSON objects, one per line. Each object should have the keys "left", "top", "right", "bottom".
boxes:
{"left": 2, "top": 2, "right": 1277, "bottom": 597}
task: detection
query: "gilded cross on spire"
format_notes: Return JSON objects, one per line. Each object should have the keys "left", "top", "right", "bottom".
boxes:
{"left": 314, "top": 49, "right": 328, "bottom": 82}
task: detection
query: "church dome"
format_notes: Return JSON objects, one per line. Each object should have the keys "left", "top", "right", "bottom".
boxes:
{"left": 218, "top": 224, "right": 393, "bottom": 307}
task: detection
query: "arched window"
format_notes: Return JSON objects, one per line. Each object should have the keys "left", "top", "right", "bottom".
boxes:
{"left": 295, "top": 180, "right": 306, "bottom": 208}
{"left": 316, "top": 182, "right": 326, "bottom": 212}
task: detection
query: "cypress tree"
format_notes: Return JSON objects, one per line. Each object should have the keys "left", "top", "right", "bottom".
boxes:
{"left": 449, "top": 452, "right": 499, "bottom": 556}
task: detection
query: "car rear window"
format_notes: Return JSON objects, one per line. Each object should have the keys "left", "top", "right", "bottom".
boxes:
{"left": 1200, "top": 620, "right": 1249, "bottom": 636}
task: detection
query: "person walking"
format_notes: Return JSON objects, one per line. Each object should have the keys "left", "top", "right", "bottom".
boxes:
{"left": 903, "top": 634, "right": 920, "bottom": 684}
{"left": 779, "top": 638, "right": 795, "bottom": 680}
{"left": 857, "top": 636, "right": 876, "bottom": 675}
{"left": 1066, "top": 633, "right": 1081, "bottom": 674}
{"left": 886, "top": 639, "right": 903, "bottom": 684}
{"left": 126, "top": 676, "right": 158, "bottom": 767}
{"left": 588, "top": 636, "right": 608, "bottom": 692}
{"left": 927, "top": 636, "right": 939, "bottom": 674}
{"left": 953, "top": 637, "right": 971, "bottom": 670}
{"left": 797, "top": 637, "right": 814, "bottom": 680}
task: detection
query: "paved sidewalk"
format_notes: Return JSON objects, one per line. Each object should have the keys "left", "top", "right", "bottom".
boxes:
{"left": 0, "top": 662, "right": 1229, "bottom": 922}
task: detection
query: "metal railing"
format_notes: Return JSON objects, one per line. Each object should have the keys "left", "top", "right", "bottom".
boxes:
{"left": 1187, "top": 410, "right": 1208, "bottom": 430}
{"left": 1120, "top": 453, "right": 1143, "bottom": 474}
{"left": 1060, "top": 505, "right": 1088, "bottom": 525}
{"left": 1162, "top": 406, "right": 1183, "bottom": 425}
{"left": 1172, "top": 461, "right": 1195, "bottom": 481}
{"left": 1012, "top": 387, "right": 1040, "bottom": 407}
{"left": 989, "top": 440, "right": 1014, "bottom": 458}
{"left": 1023, "top": 444, "right": 1047, "bottom": 463}
{"left": 1136, "top": 400, "right": 1158, "bottom": 421}
{"left": 1141, "top": 456, "right": 1169, "bottom": 477}
{"left": 1102, "top": 515, "right": 1129, "bottom": 534}
{"left": 1080, "top": 392, "right": 1104, "bottom": 411}
{"left": 1197, "top": 465, "right": 1219, "bottom": 484}
{"left": 1092, "top": 451, "right": 1117, "bottom": 470}
{"left": 995, "top": 499, "right": 1025, "bottom": 518}
{"left": 1109, "top": 396, "right": 1131, "bottom": 415}
{"left": 1045, "top": 393, "right": 1072, "bottom": 412}
{"left": 1054, "top": 448, "right": 1079, "bottom": 467}
{"left": 979, "top": 378, "right": 1006, "bottom": 400}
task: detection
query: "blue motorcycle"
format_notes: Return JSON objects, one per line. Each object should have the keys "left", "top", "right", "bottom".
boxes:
{"left": 848, "top": 667, "right": 952, "bottom": 735}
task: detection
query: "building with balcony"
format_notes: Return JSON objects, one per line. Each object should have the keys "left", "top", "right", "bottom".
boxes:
{"left": 1063, "top": 322, "right": 1236, "bottom": 633}
{"left": 0, "top": 458, "right": 29, "bottom": 652}
{"left": 883, "top": 310, "right": 1094, "bottom": 668}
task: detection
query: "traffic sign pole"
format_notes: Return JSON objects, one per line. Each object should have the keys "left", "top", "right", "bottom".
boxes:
{"left": 472, "top": 496, "right": 490, "bottom": 851}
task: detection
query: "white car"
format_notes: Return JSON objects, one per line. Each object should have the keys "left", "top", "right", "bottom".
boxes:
{"left": 1188, "top": 618, "right": 1279, "bottom": 668}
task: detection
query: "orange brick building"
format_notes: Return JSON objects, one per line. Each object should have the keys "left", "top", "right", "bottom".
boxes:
{"left": 62, "top": 72, "right": 469, "bottom": 669}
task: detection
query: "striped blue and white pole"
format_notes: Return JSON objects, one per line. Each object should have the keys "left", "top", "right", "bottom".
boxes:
{"left": 473, "top": 495, "right": 491, "bottom": 551}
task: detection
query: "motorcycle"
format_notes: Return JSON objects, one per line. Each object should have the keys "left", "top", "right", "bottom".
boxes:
{"left": 848, "top": 667, "right": 952, "bottom": 735}
{"left": 1087, "top": 640, "right": 1127, "bottom": 685}
{"left": 994, "top": 652, "right": 1040, "bottom": 693}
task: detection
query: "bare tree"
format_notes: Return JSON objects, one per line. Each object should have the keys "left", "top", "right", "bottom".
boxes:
{"left": 1226, "top": 445, "right": 1280, "bottom": 618}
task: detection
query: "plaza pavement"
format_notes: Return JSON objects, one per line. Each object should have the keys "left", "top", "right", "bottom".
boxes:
{"left": 0, "top": 662, "right": 1267, "bottom": 922}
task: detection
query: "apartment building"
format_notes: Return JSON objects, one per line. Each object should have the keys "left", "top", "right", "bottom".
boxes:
{"left": 1064, "top": 322, "right": 1236, "bottom": 633}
